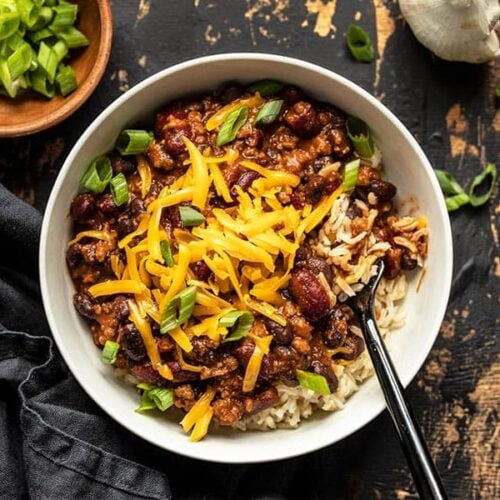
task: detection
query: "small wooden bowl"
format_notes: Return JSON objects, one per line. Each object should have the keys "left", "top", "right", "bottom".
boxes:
{"left": 0, "top": 0, "right": 113, "bottom": 138}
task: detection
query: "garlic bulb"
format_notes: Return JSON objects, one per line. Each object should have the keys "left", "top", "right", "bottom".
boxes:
{"left": 399, "top": 0, "right": 500, "bottom": 63}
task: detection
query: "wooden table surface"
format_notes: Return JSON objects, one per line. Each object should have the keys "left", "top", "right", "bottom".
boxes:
{"left": 0, "top": 1, "right": 498, "bottom": 498}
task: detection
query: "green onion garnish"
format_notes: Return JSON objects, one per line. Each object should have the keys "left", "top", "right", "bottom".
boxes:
{"left": 135, "top": 383, "right": 174, "bottom": 413}
{"left": 55, "top": 63, "right": 76, "bottom": 96}
{"left": 7, "top": 41, "right": 32, "bottom": 80}
{"left": 0, "top": 11, "right": 21, "bottom": 41}
{"left": 49, "top": 3, "right": 77, "bottom": 28}
{"left": 160, "top": 286, "right": 197, "bottom": 334}
{"left": 101, "top": 340, "right": 119, "bottom": 365}
{"left": 17, "top": 0, "right": 39, "bottom": 29}
{"left": 346, "top": 24, "right": 375, "bottom": 63}
{"left": 445, "top": 192, "right": 470, "bottom": 212}
{"left": 468, "top": 163, "right": 497, "bottom": 207}
{"left": 29, "top": 27, "right": 53, "bottom": 44}
{"left": 496, "top": 84, "right": 500, "bottom": 99}
{"left": 296, "top": 369, "right": 331, "bottom": 395}
{"left": 342, "top": 159, "right": 360, "bottom": 191}
{"left": 160, "top": 240, "right": 174, "bottom": 267}
{"left": 30, "top": 66, "right": 54, "bottom": 97}
{"left": 216, "top": 105, "right": 248, "bottom": 146}
{"left": 37, "top": 40, "right": 57, "bottom": 83}
{"left": 179, "top": 206, "right": 206, "bottom": 227}
{"left": 29, "top": 6, "right": 53, "bottom": 31}
{"left": 80, "top": 156, "right": 113, "bottom": 194}
{"left": 346, "top": 116, "right": 374, "bottom": 158}
{"left": 110, "top": 173, "right": 129, "bottom": 206}
{"left": 115, "top": 129, "right": 154, "bottom": 156}
{"left": 255, "top": 99, "right": 283, "bottom": 126}
{"left": 434, "top": 169, "right": 465, "bottom": 196}
{"left": 220, "top": 310, "right": 254, "bottom": 343}
{"left": 246, "top": 79, "right": 283, "bottom": 97}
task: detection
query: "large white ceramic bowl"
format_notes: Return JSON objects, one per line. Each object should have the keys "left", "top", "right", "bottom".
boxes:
{"left": 40, "top": 53, "right": 453, "bottom": 463}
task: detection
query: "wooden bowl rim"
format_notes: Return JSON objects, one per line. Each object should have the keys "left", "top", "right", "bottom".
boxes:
{"left": 0, "top": 0, "right": 113, "bottom": 138}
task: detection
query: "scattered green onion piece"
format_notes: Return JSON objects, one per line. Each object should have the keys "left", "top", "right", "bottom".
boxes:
{"left": 496, "top": 84, "right": 500, "bottom": 99}
{"left": 346, "top": 116, "right": 374, "bottom": 158}
{"left": 55, "top": 62, "right": 76, "bottom": 95}
{"left": 468, "top": 163, "right": 497, "bottom": 207}
{"left": 115, "top": 129, "right": 154, "bottom": 156}
{"left": 0, "top": 11, "right": 20, "bottom": 41}
{"left": 160, "top": 286, "right": 197, "bottom": 334}
{"left": 220, "top": 311, "right": 254, "bottom": 343}
{"left": 346, "top": 24, "right": 375, "bottom": 63}
{"left": 255, "top": 99, "right": 283, "bottom": 126}
{"left": 7, "top": 41, "right": 32, "bottom": 79}
{"left": 31, "top": 66, "right": 54, "bottom": 97}
{"left": 80, "top": 156, "right": 113, "bottom": 193}
{"left": 179, "top": 206, "right": 206, "bottom": 227}
{"left": 445, "top": 193, "right": 470, "bottom": 212}
{"left": 147, "top": 387, "right": 174, "bottom": 411}
{"left": 38, "top": 40, "right": 57, "bottom": 83}
{"left": 160, "top": 240, "right": 174, "bottom": 267}
{"left": 433, "top": 169, "right": 464, "bottom": 196}
{"left": 110, "top": 173, "right": 129, "bottom": 206}
{"left": 342, "top": 159, "right": 360, "bottom": 191}
{"left": 28, "top": 5, "right": 52, "bottom": 31}
{"left": 297, "top": 369, "right": 331, "bottom": 395}
{"left": 136, "top": 382, "right": 153, "bottom": 391}
{"left": 135, "top": 390, "right": 156, "bottom": 413}
{"left": 51, "top": 25, "right": 88, "bottom": 48}
{"left": 49, "top": 2, "right": 77, "bottom": 28}
{"left": 216, "top": 105, "right": 248, "bottom": 146}
{"left": 246, "top": 79, "right": 283, "bottom": 97}
{"left": 101, "top": 340, "right": 119, "bottom": 365}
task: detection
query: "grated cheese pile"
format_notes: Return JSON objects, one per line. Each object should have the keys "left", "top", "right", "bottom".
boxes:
{"left": 79, "top": 135, "right": 344, "bottom": 440}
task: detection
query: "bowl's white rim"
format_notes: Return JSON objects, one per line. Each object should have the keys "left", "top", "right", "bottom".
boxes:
{"left": 39, "top": 52, "right": 453, "bottom": 464}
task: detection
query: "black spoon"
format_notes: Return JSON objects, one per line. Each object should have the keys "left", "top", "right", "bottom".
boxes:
{"left": 348, "top": 259, "right": 447, "bottom": 500}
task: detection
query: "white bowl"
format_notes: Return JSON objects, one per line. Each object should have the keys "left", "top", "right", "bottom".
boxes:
{"left": 40, "top": 53, "right": 453, "bottom": 463}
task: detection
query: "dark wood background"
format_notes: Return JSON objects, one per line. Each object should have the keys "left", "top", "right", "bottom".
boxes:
{"left": 0, "top": 1, "right": 498, "bottom": 498}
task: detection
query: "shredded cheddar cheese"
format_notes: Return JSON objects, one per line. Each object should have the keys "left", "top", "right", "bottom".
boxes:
{"left": 243, "top": 335, "right": 273, "bottom": 392}
{"left": 68, "top": 229, "right": 116, "bottom": 247}
{"left": 88, "top": 280, "right": 147, "bottom": 298}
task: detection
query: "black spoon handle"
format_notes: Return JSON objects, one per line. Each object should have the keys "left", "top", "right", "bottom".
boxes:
{"left": 361, "top": 313, "right": 447, "bottom": 500}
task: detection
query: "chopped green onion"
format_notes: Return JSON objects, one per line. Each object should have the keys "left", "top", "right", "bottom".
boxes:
{"left": 31, "top": 66, "right": 54, "bottom": 97}
{"left": 160, "top": 286, "right": 197, "bottom": 334}
{"left": 7, "top": 41, "right": 32, "bottom": 79}
{"left": 51, "top": 25, "right": 88, "bottom": 48}
{"left": 216, "top": 105, "right": 248, "bottom": 146}
{"left": 0, "top": 11, "right": 20, "bottom": 41}
{"left": 49, "top": 2, "right": 77, "bottom": 28}
{"left": 342, "top": 159, "right": 360, "bottom": 191}
{"left": 29, "top": 26, "right": 52, "bottom": 43}
{"left": 115, "top": 129, "right": 154, "bottom": 156}
{"left": 0, "top": 59, "right": 19, "bottom": 97}
{"left": 51, "top": 38, "right": 68, "bottom": 62}
{"left": 346, "top": 116, "right": 374, "bottom": 158}
{"left": 346, "top": 24, "right": 375, "bottom": 63}
{"left": 179, "top": 206, "right": 206, "bottom": 227}
{"left": 37, "top": 40, "right": 57, "bottom": 82}
{"left": 296, "top": 369, "right": 331, "bottom": 395}
{"left": 496, "top": 84, "right": 500, "bottom": 99}
{"left": 434, "top": 169, "right": 465, "bottom": 196}
{"left": 220, "top": 310, "right": 254, "bottom": 343}
{"left": 80, "top": 156, "right": 113, "bottom": 193}
{"left": 17, "top": 0, "right": 38, "bottom": 28}
{"left": 110, "top": 173, "right": 129, "bottom": 206}
{"left": 246, "top": 79, "right": 283, "bottom": 97}
{"left": 160, "top": 240, "right": 174, "bottom": 267}
{"left": 135, "top": 384, "right": 174, "bottom": 412}
{"left": 55, "top": 62, "right": 76, "bottom": 95}
{"left": 445, "top": 192, "right": 470, "bottom": 212}
{"left": 101, "top": 340, "right": 119, "bottom": 365}
{"left": 28, "top": 5, "right": 53, "bottom": 31}
{"left": 468, "top": 163, "right": 497, "bottom": 207}
{"left": 255, "top": 99, "right": 283, "bottom": 126}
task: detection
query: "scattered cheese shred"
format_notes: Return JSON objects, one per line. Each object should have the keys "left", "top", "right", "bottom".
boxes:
{"left": 88, "top": 280, "right": 147, "bottom": 298}
{"left": 205, "top": 94, "right": 264, "bottom": 131}
{"left": 183, "top": 137, "right": 210, "bottom": 210}
{"left": 169, "top": 326, "right": 193, "bottom": 353}
{"left": 180, "top": 387, "right": 216, "bottom": 432}
{"left": 242, "top": 335, "right": 273, "bottom": 392}
{"left": 68, "top": 229, "right": 116, "bottom": 247}
{"left": 189, "top": 407, "right": 214, "bottom": 442}
{"left": 137, "top": 155, "right": 152, "bottom": 198}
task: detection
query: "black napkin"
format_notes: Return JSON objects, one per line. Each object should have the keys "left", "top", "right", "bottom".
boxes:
{"left": 0, "top": 184, "right": 172, "bottom": 500}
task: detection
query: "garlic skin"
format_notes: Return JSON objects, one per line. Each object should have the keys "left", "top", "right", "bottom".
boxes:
{"left": 399, "top": 0, "right": 500, "bottom": 63}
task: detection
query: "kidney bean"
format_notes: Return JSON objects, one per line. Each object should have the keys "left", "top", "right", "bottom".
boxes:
{"left": 370, "top": 180, "right": 397, "bottom": 202}
{"left": 66, "top": 243, "right": 82, "bottom": 268}
{"left": 120, "top": 323, "right": 147, "bottom": 362}
{"left": 289, "top": 268, "right": 330, "bottom": 319}
{"left": 129, "top": 197, "right": 145, "bottom": 216}
{"left": 112, "top": 296, "right": 130, "bottom": 322}
{"left": 299, "top": 256, "right": 333, "bottom": 285}
{"left": 117, "top": 215, "right": 138, "bottom": 239}
{"left": 244, "top": 386, "right": 279, "bottom": 415}
{"left": 190, "top": 261, "right": 212, "bottom": 281}
{"left": 265, "top": 318, "right": 293, "bottom": 345}
{"left": 109, "top": 152, "right": 136, "bottom": 174}
{"left": 218, "top": 84, "right": 244, "bottom": 104}
{"left": 310, "top": 358, "right": 338, "bottom": 392}
{"left": 401, "top": 251, "right": 418, "bottom": 270}
{"left": 97, "top": 194, "right": 121, "bottom": 218}
{"left": 70, "top": 194, "right": 96, "bottom": 222}
{"left": 322, "top": 308, "right": 349, "bottom": 348}
{"left": 73, "top": 292, "right": 95, "bottom": 319}
{"left": 280, "top": 85, "right": 303, "bottom": 103}
{"left": 131, "top": 363, "right": 161, "bottom": 385}
{"left": 284, "top": 101, "right": 322, "bottom": 138}
{"left": 166, "top": 360, "right": 198, "bottom": 382}
{"left": 339, "top": 334, "right": 365, "bottom": 360}
{"left": 383, "top": 247, "right": 402, "bottom": 280}
{"left": 230, "top": 170, "right": 260, "bottom": 197}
